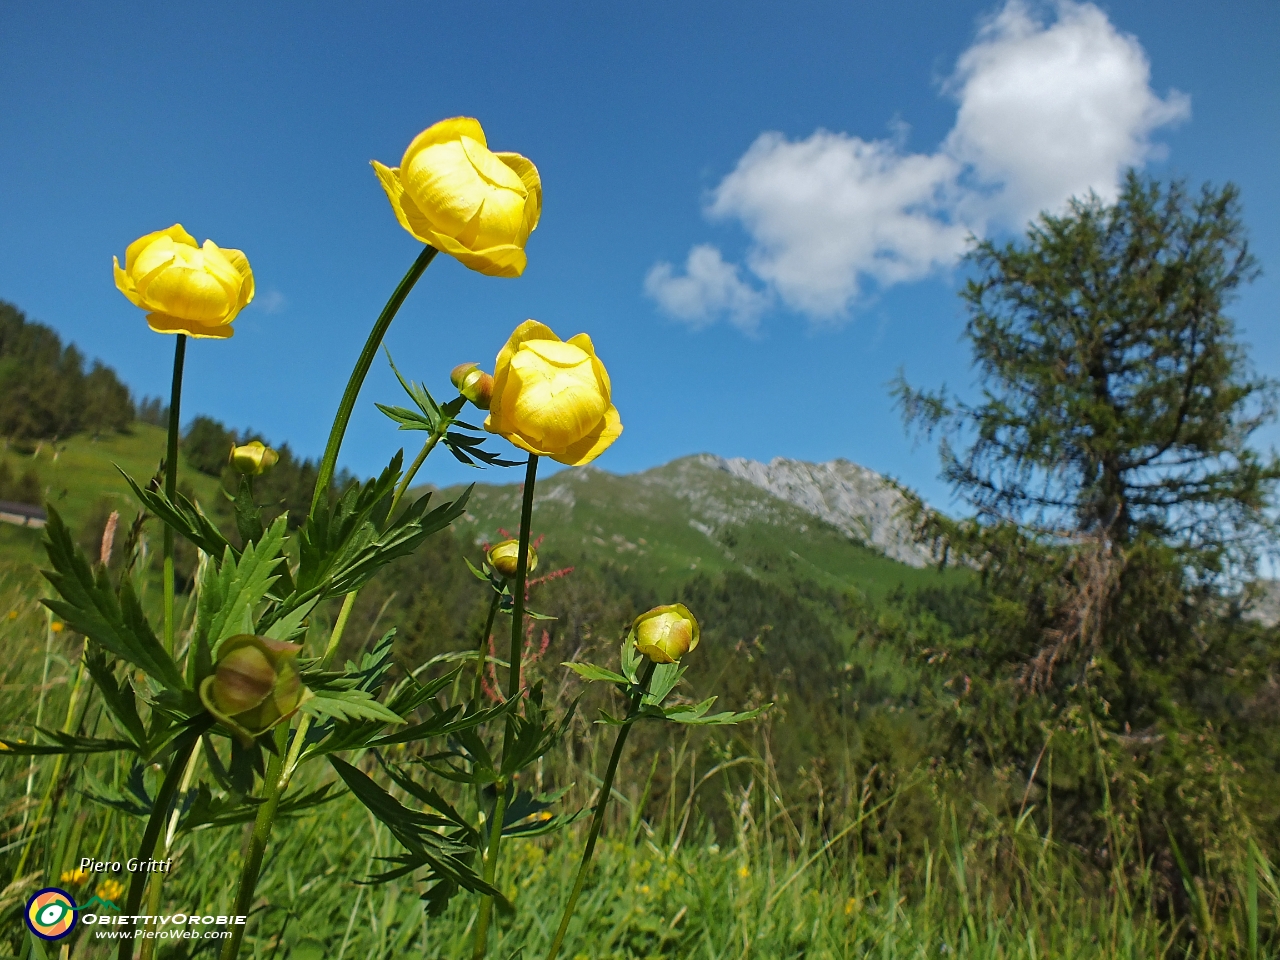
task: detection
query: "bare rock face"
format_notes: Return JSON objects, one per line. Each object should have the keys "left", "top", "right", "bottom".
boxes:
{"left": 697, "top": 455, "right": 933, "bottom": 567}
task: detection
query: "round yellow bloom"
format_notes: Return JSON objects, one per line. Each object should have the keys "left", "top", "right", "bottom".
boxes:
{"left": 484, "top": 320, "right": 622, "bottom": 466}
{"left": 631, "top": 604, "right": 699, "bottom": 664}
{"left": 113, "top": 224, "right": 254, "bottom": 339}
{"left": 229, "top": 440, "right": 279, "bottom": 476}
{"left": 372, "top": 117, "right": 541, "bottom": 278}
{"left": 487, "top": 539, "right": 537, "bottom": 579}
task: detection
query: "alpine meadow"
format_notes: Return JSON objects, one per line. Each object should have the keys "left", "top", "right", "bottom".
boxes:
{"left": 2, "top": 3, "right": 1280, "bottom": 959}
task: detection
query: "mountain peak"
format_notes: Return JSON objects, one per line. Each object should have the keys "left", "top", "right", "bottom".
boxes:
{"left": 691, "top": 454, "right": 931, "bottom": 567}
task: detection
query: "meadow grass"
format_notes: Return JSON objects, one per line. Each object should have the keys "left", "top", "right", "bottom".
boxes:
{"left": 2, "top": 566, "right": 1277, "bottom": 959}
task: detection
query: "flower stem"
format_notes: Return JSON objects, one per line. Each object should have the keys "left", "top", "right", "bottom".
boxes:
{"left": 310, "top": 246, "right": 438, "bottom": 516}
{"left": 220, "top": 425, "right": 439, "bottom": 957}
{"left": 388, "top": 431, "right": 442, "bottom": 521}
{"left": 472, "top": 591, "right": 503, "bottom": 708}
{"left": 163, "top": 333, "right": 187, "bottom": 656}
{"left": 118, "top": 721, "right": 207, "bottom": 960}
{"left": 219, "top": 724, "right": 289, "bottom": 960}
{"left": 470, "top": 455, "right": 538, "bottom": 960}
{"left": 139, "top": 740, "right": 203, "bottom": 960}
{"left": 545, "top": 660, "right": 657, "bottom": 960}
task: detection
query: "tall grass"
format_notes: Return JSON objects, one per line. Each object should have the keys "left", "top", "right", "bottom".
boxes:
{"left": 2, "top": 566, "right": 1277, "bottom": 959}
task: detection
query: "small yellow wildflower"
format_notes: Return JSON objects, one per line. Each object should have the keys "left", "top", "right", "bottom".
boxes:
{"left": 97, "top": 878, "right": 124, "bottom": 902}
{"left": 51, "top": 622, "right": 64, "bottom": 633}
{"left": 737, "top": 865, "right": 750, "bottom": 879}
{"left": 7, "top": 610, "right": 17, "bottom": 620}
{"left": 60, "top": 868, "right": 89, "bottom": 885}
{"left": 844, "top": 896, "right": 859, "bottom": 916}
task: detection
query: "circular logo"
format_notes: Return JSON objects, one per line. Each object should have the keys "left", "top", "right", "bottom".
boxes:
{"left": 25, "top": 887, "right": 78, "bottom": 941}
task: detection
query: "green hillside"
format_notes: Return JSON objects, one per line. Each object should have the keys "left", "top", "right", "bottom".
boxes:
{"left": 0, "top": 423, "right": 225, "bottom": 568}
{"left": 444, "top": 455, "right": 962, "bottom": 602}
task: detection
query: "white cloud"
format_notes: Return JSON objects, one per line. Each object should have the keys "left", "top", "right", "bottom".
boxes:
{"left": 708, "top": 131, "right": 969, "bottom": 320}
{"left": 257, "top": 289, "right": 287, "bottom": 314}
{"left": 647, "top": 0, "right": 1189, "bottom": 329}
{"left": 644, "top": 244, "right": 767, "bottom": 332}
{"left": 944, "top": 0, "right": 1190, "bottom": 225}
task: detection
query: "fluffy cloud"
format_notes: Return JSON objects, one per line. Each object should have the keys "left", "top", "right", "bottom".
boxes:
{"left": 648, "top": 0, "right": 1189, "bottom": 327}
{"left": 644, "top": 244, "right": 767, "bottom": 332}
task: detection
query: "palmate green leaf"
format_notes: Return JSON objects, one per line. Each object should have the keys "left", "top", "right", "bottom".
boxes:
{"left": 369, "top": 697, "right": 513, "bottom": 748}
{"left": 645, "top": 698, "right": 770, "bottom": 725}
{"left": 329, "top": 757, "right": 510, "bottom": 908}
{"left": 501, "top": 785, "right": 586, "bottom": 839}
{"left": 119, "top": 469, "right": 237, "bottom": 564}
{"left": 83, "top": 649, "right": 146, "bottom": 749}
{"left": 561, "top": 661, "right": 630, "bottom": 686}
{"left": 205, "top": 516, "right": 287, "bottom": 659}
{"left": 644, "top": 661, "right": 688, "bottom": 705}
{"left": 0, "top": 729, "right": 135, "bottom": 755}
{"left": 501, "top": 685, "right": 580, "bottom": 777}
{"left": 300, "top": 689, "right": 405, "bottom": 726}
{"left": 176, "top": 782, "right": 338, "bottom": 833}
{"left": 379, "top": 756, "right": 479, "bottom": 844}
{"left": 41, "top": 508, "right": 185, "bottom": 692}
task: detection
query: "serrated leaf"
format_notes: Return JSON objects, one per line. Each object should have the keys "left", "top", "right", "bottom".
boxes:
{"left": 0, "top": 729, "right": 135, "bottom": 755}
{"left": 562, "top": 661, "right": 630, "bottom": 685}
{"left": 41, "top": 508, "right": 184, "bottom": 692}
{"left": 300, "top": 689, "right": 406, "bottom": 725}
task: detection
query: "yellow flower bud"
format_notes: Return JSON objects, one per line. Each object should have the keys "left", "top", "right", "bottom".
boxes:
{"left": 371, "top": 117, "right": 541, "bottom": 278}
{"left": 484, "top": 320, "right": 623, "bottom": 466}
{"left": 631, "top": 604, "right": 699, "bottom": 664}
{"left": 199, "top": 635, "right": 309, "bottom": 744}
{"left": 487, "top": 538, "right": 537, "bottom": 579}
{"left": 113, "top": 224, "right": 254, "bottom": 339}
{"left": 451, "top": 362, "right": 494, "bottom": 410}
{"left": 229, "top": 440, "right": 280, "bottom": 476}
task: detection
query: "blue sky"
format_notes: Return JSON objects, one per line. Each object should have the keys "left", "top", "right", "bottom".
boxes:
{"left": 1, "top": 0, "right": 1276, "bottom": 510}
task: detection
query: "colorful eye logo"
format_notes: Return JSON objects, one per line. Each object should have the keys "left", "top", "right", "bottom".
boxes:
{"left": 26, "top": 887, "right": 78, "bottom": 941}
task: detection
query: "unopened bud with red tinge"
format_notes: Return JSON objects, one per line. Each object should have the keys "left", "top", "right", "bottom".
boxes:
{"left": 451, "top": 362, "right": 494, "bottom": 410}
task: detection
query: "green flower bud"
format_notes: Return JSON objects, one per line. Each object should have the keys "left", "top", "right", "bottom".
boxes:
{"left": 631, "top": 604, "right": 699, "bottom": 664}
{"left": 487, "top": 538, "right": 537, "bottom": 579}
{"left": 229, "top": 440, "right": 279, "bottom": 476}
{"left": 451, "top": 362, "right": 494, "bottom": 410}
{"left": 199, "top": 635, "right": 310, "bottom": 744}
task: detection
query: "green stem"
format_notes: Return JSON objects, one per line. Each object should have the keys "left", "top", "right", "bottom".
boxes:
{"left": 118, "top": 721, "right": 206, "bottom": 960}
{"left": 163, "top": 334, "right": 187, "bottom": 657}
{"left": 506, "top": 455, "right": 538, "bottom": 704}
{"left": 470, "top": 783, "right": 509, "bottom": 960}
{"left": 545, "top": 660, "right": 657, "bottom": 960}
{"left": 310, "top": 246, "right": 438, "bottom": 516}
{"left": 470, "top": 455, "right": 538, "bottom": 960}
{"left": 388, "top": 431, "right": 442, "bottom": 521}
{"left": 139, "top": 740, "right": 203, "bottom": 960}
{"left": 219, "top": 724, "right": 289, "bottom": 960}
{"left": 472, "top": 591, "right": 504, "bottom": 708}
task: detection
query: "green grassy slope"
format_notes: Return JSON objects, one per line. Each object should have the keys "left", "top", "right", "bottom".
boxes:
{"left": 445, "top": 455, "right": 962, "bottom": 602}
{"left": 0, "top": 424, "right": 225, "bottom": 568}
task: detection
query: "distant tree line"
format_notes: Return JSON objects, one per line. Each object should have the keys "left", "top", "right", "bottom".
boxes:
{"left": 0, "top": 300, "right": 135, "bottom": 441}
{"left": 182, "top": 415, "right": 356, "bottom": 530}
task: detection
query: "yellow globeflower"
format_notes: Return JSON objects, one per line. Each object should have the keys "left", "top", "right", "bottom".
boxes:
{"left": 229, "top": 440, "right": 279, "bottom": 476}
{"left": 631, "top": 604, "right": 699, "bottom": 664}
{"left": 113, "top": 225, "right": 254, "bottom": 339}
{"left": 372, "top": 117, "right": 541, "bottom": 278}
{"left": 484, "top": 320, "right": 622, "bottom": 466}
{"left": 198, "top": 635, "right": 309, "bottom": 745}
{"left": 487, "top": 539, "right": 537, "bottom": 579}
